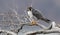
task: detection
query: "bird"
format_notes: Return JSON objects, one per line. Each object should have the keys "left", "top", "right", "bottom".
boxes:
{"left": 26, "top": 6, "right": 58, "bottom": 29}
{"left": 27, "top": 7, "right": 51, "bottom": 25}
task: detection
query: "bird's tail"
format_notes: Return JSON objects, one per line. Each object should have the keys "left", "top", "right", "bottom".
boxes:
{"left": 40, "top": 17, "right": 51, "bottom": 23}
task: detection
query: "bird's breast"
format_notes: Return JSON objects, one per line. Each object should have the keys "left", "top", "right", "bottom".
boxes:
{"left": 27, "top": 11, "right": 33, "bottom": 18}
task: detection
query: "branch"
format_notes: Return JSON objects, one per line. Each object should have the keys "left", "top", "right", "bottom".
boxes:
{"left": 11, "top": 22, "right": 47, "bottom": 34}
{"left": 36, "top": 23, "right": 47, "bottom": 29}
{"left": 25, "top": 28, "right": 60, "bottom": 35}
{"left": 10, "top": 22, "right": 35, "bottom": 33}
{"left": 0, "top": 29, "right": 17, "bottom": 35}
{"left": 25, "top": 22, "right": 60, "bottom": 35}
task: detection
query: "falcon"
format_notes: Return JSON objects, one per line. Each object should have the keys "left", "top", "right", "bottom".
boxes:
{"left": 27, "top": 7, "right": 51, "bottom": 25}
{"left": 26, "top": 6, "right": 58, "bottom": 29}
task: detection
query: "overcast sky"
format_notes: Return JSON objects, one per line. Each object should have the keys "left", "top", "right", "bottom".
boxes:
{"left": 0, "top": 0, "right": 60, "bottom": 35}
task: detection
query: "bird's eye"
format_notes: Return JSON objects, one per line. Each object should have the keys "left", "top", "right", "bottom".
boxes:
{"left": 29, "top": 9, "right": 31, "bottom": 11}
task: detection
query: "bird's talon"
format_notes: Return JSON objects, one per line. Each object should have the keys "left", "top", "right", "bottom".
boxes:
{"left": 31, "top": 20, "right": 36, "bottom": 25}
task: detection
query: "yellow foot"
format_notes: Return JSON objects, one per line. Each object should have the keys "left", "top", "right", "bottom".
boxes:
{"left": 31, "top": 20, "right": 36, "bottom": 25}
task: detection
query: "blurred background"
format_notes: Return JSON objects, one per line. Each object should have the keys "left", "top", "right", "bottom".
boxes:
{"left": 0, "top": 0, "right": 60, "bottom": 35}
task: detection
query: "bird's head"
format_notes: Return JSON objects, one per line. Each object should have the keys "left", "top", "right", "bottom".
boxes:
{"left": 27, "top": 7, "right": 32, "bottom": 11}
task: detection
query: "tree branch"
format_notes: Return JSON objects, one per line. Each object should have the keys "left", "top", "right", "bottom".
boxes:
{"left": 25, "top": 28, "right": 60, "bottom": 35}
{"left": 10, "top": 21, "right": 47, "bottom": 34}
{"left": 0, "top": 29, "right": 17, "bottom": 35}
{"left": 25, "top": 23, "right": 60, "bottom": 35}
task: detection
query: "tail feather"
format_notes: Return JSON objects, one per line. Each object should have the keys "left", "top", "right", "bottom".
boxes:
{"left": 40, "top": 17, "right": 51, "bottom": 23}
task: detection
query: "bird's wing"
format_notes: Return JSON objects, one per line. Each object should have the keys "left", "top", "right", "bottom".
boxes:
{"left": 32, "top": 8, "right": 51, "bottom": 23}
{"left": 32, "top": 8, "right": 43, "bottom": 19}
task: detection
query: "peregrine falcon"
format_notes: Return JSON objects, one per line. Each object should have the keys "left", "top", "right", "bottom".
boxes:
{"left": 26, "top": 7, "right": 58, "bottom": 29}
{"left": 27, "top": 7, "right": 51, "bottom": 25}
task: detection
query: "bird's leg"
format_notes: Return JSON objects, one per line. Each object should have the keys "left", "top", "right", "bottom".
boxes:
{"left": 31, "top": 20, "right": 37, "bottom": 25}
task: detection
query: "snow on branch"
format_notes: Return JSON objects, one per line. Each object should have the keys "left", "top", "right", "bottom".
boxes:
{"left": 25, "top": 22, "right": 60, "bottom": 35}
{"left": 25, "top": 28, "right": 60, "bottom": 35}
{"left": 10, "top": 21, "right": 48, "bottom": 35}
{"left": 0, "top": 29, "right": 17, "bottom": 35}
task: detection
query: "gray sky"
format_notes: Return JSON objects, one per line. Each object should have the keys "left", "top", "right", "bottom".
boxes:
{"left": 0, "top": 0, "right": 60, "bottom": 35}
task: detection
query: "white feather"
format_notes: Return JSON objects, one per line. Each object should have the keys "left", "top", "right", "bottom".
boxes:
{"left": 27, "top": 11, "right": 33, "bottom": 18}
{"left": 27, "top": 11, "right": 34, "bottom": 22}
